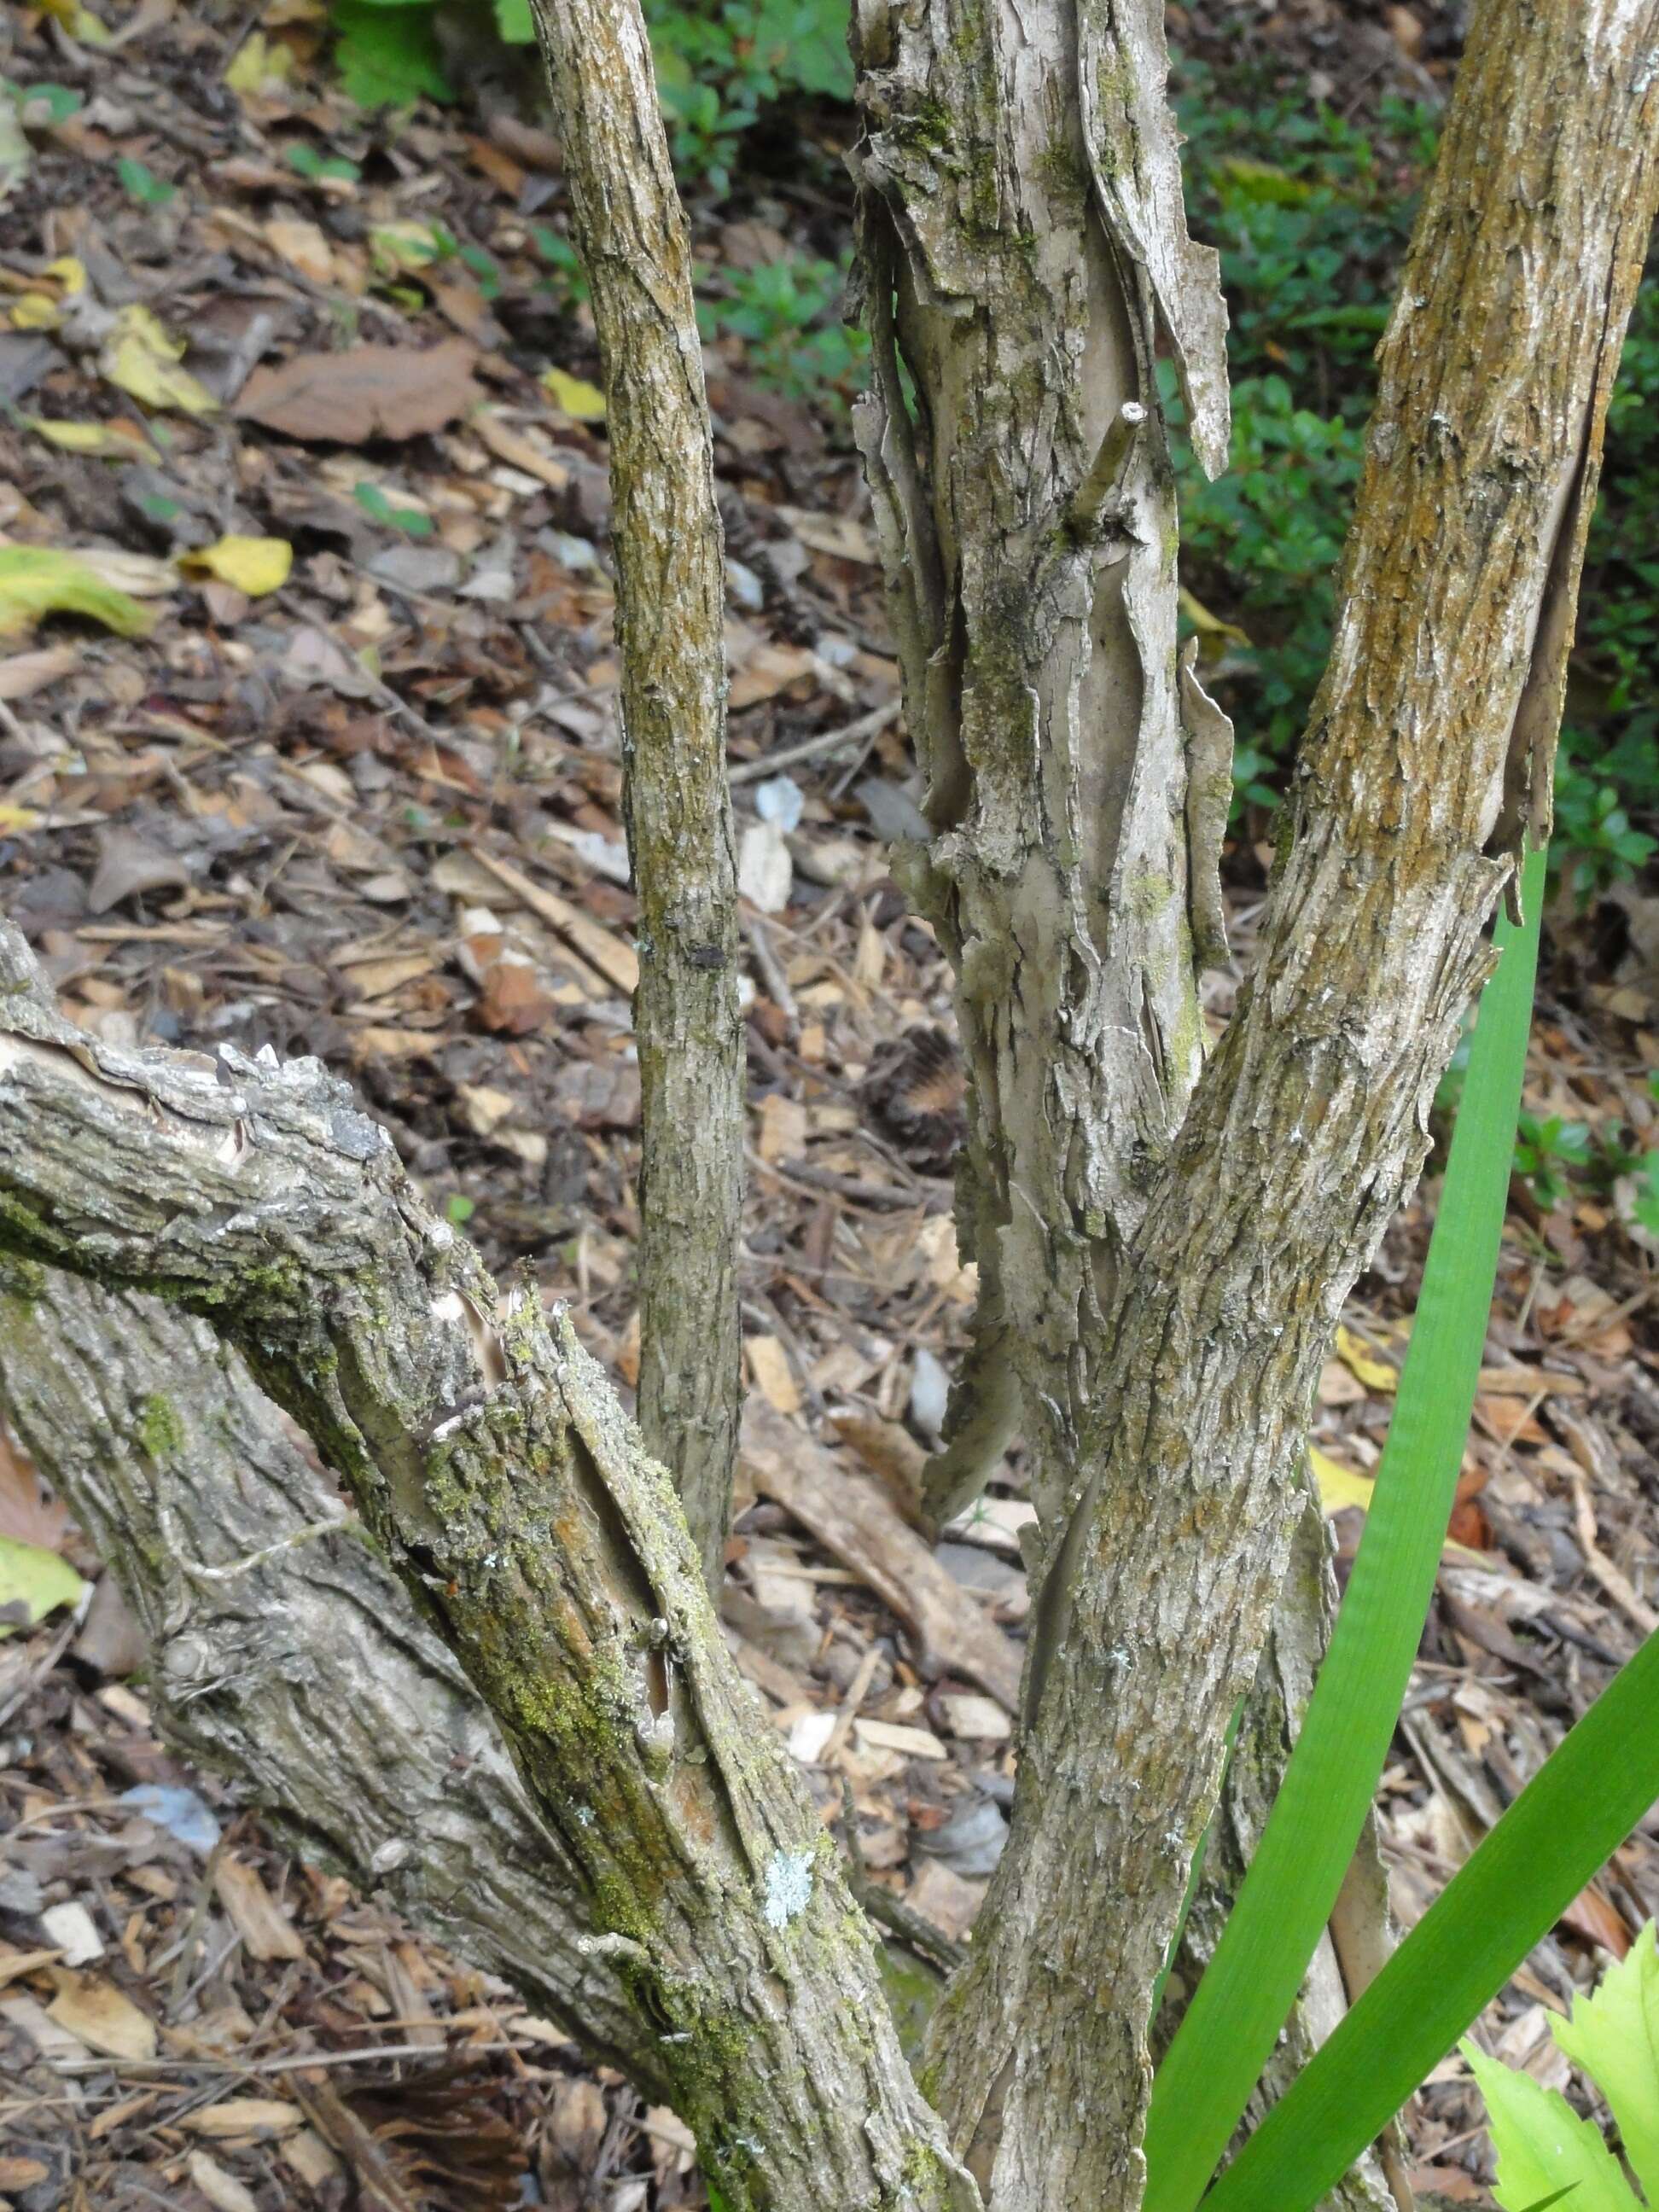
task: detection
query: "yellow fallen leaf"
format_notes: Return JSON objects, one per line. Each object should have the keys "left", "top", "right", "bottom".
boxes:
{"left": 0, "top": 803, "right": 40, "bottom": 830}
{"left": 542, "top": 365, "right": 607, "bottom": 421}
{"left": 0, "top": 1536, "right": 84, "bottom": 1635}
{"left": 3, "top": 257, "right": 84, "bottom": 330}
{"left": 1310, "top": 1446, "right": 1374, "bottom": 1518}
{"left": 98, "top": 304, "right": 218, "bottom": 418}
{"left": 178, "top": 535, "right": 293, "bottom": 597}
{"left": 0, "top": 546, "right": 156, "bottom": 640}
{"left": 1334, "top": 1322, "right": 1399, "bottom": 1394}
{"left": 224, "top": 30, "right": 294, "bottom": 96}
{"left": 370, "top": 220, "right": 444, "bottom": 277}
{"left": 38, "top": 0, "right": 111, "bottom": 44}
{"left": 26, "top": 416, "right": 154, "bottom": 459}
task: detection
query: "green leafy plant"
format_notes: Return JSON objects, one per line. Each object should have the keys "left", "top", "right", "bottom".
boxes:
{"left": 696, "top": 253, "right": 866, "bottom": 400}
{"left": 331, "top": 0, "right": 454, "bottom": 107}
{"left": 1167, "top": 51, "right": 1659, "bottom": 884}
{"left": 1465, "top": 1923, "right": 1659, "bottom": 2211}
{"left": 353, "top": 480, "right": 436, "bottom": 537}
{"left": 117, "top": 154, "right": 177, "bottom": 205}
{"left": 647, "top": 0, "right": 852, "bottom": 189}
{"left": 1134, "top": 847, "right": 1659, "bottom": 2212}
{"left": 1515, "top": 1109, "right": 1597, "bottom": 1212}
{"left": 1197, "top": 1624, "right": 1659, "bottom": 2212}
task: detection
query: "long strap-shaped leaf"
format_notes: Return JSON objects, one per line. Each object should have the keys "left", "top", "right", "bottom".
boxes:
{"left": 1198, "top": 1615, "right": 1659, "bottom": 2212}
{"left": 1143, "top": 843, "right": 1549, "bottom": 2212}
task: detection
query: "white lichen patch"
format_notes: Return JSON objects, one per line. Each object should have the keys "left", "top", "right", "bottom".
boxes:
{"left": 762, "top": 1848, "right": 814, "bottom": 1930}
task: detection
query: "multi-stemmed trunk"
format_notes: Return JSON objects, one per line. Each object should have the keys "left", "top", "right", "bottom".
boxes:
{"left": 2, "top": 3, "right": 1656, "bottom": 2209}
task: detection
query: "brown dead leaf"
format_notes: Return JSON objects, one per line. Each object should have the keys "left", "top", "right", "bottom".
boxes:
{"left": 0, "top": 1433, "right": 70, "bottom": 1552}
{"left": 236, "top": 340, "right": 480, "bottom": 444}
{"left": 0, "top": 644, "right": 78, "bottom": 702}
{"left": 187, "top": 2150, "right": 259, "bottom": 2212}
{"left": 87, "top": 826, "right": 191, "bottom": 914}
{"left": 185, "top": 2098, "right": 303, "bottom": 2142}
{"left": 475, "top": 959, "right": 558, "bottom": 1036}
{"left": 212, "top": 1854, "right": 305, "bottom": 1960}
{"left": 47, "top": 1968, "right": 158, "bottom": 2060}
{"left": 745, "top": 1335, "right": 800, "bottom": 1415}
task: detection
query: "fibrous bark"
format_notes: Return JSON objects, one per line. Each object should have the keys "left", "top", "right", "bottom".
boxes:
{"left": 917, "top": 7, "right": 1659, "bottom": 2205}
{"left": 848, "top": 0, "right": 1231, "bottom": 1534}
{"left": 0, "top": 928, "right": 973, "bottom": 2212}
{"left": 0, "top": 1266, "right": 663, "bottom": 2093}
{"left": 528, "top": 0, "right": 743, "bottom": 1589}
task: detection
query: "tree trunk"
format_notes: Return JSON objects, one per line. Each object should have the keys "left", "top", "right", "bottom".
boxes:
{"left": 529, "top": 0, "right": 743, "bottom": 1589}
{"left": 849, "top": 0, "right": 1230, "bottom": 1534}
{"left": 1, "top": 5, "right": 1655, "bottom": 2212}
{"left": 912, "top": 7, "right": 1659, "bottom": 2204}
{"left": 0, "top": 1264, "right": 664, "bottom": 2093}
{"left": 0, "top": 936, "right": 972, "bottom": 2212}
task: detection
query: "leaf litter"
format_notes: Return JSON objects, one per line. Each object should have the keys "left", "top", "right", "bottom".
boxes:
{"left": 0, "top": 1, "right": 1652, "bottom": 2207}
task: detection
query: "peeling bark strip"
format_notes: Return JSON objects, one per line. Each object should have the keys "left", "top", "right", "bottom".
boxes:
{"left": 848, "top": 0, "right": 1230, "bottom": 1537}
{"left": 527, "top": 0, "right": 743, "bottom": 1589}
{"left": 0, "top": 926, "right": 973, "bottom": 2212}
{"left": 919, "top": 6, "right": 1659, "bottom": 2206}
{"left": 0, "top": 1269, "right": 666, "bottom": 2094}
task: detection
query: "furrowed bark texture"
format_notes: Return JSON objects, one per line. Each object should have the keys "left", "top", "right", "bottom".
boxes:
{"left": 528, "top": 0, "right": 742, "bottom": 1590}
{"left": 0, "top": 1265, "right": 663, "bottom": 2093}
{"left": 917, "top": 4, "right": 1659, "bottom": 2205}
{"left": 848, "top": 0, "right": 1231, "bottom": 1532}
{"left": 0, "top": 925, "right": 975, "bottom": 2212}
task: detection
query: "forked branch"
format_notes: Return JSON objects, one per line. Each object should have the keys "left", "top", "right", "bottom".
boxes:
{"left": 0, "top": 922, "right": 971, "bottom": 2212}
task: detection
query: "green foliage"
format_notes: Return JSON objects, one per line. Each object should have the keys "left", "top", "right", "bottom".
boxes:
{"left": 117, "top": 154, "right": 177, "bottom": 205}
{"left": 331, "top": 0, "right": 453, "bottom": 107}
{"left": 1196, "top": 1613, "right": 1659, "bottom": 2212}
{"left": 646, "top": 0, "right": 851, "bottom": 189}
{"left": 1167, "top": 52, "right": 1659, "bottom": 882}
{"left": 1144, "top": 847, "right": 1548, "bottom": 2212}
{"left": 696, "top": 253, "right": 866, "bottom": 401}
{"left": 1467, "top": 1921, "right": 1659, "bottom": 2211}
{"left": 353, "top": 480, "right": 435, "bottom": 537}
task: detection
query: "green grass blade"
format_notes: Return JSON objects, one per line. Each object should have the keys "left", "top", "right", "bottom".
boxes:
{"left": 1143, "top": 843, "right": 1549, "bottom": 2212}
{"left": 1150, "top": 1699, "right": 1245, "bottom": 2026}
{"left": 1197, "top": 1619, "right": 1659, "bottom": 2212}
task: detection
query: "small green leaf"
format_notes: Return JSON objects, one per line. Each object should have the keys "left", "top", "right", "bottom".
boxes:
{"left": 285, "top": 141, "right": 362, "bottom": 183}
{"left": 117, "top": 154, "right": 176, "bottom": 206}
{"left": 332, "top": 0, "right": 451, "bottom": 107}
{"left": 1551, "top": 1922, "right": 1659, "bottom": 2204}
{"left": 0, "top": 1535, "right": 85, "bottom": 1637}
{"left": 445, "top": 1194, "right": 475, "bottom": 1225}
{"left": 352, "top": 480, "right": 435, "bottom": 538}
{"left": 1463, "top": 2039, "right": 1640, "bottom": 2212}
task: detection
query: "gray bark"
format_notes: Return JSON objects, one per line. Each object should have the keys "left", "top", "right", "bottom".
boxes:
{"left": 916, "top": 8, "right": 1659, "bottom": 2205}
{"left": 848, "top": 0, "right": 1230, "bottom": 1535}
{"left": 0, "top": 1266, "right": 661, "bottom": 2091}
{"left": 528, "top": 0, "right": 743, "bottom": 1590}
{"left": 0, "top": 931, "right": 973, "bottom": 2212}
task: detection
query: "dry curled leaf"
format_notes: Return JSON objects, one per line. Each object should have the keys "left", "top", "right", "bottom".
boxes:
{"left": 236, "top": 339, "right": 480, "bottom": 443}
